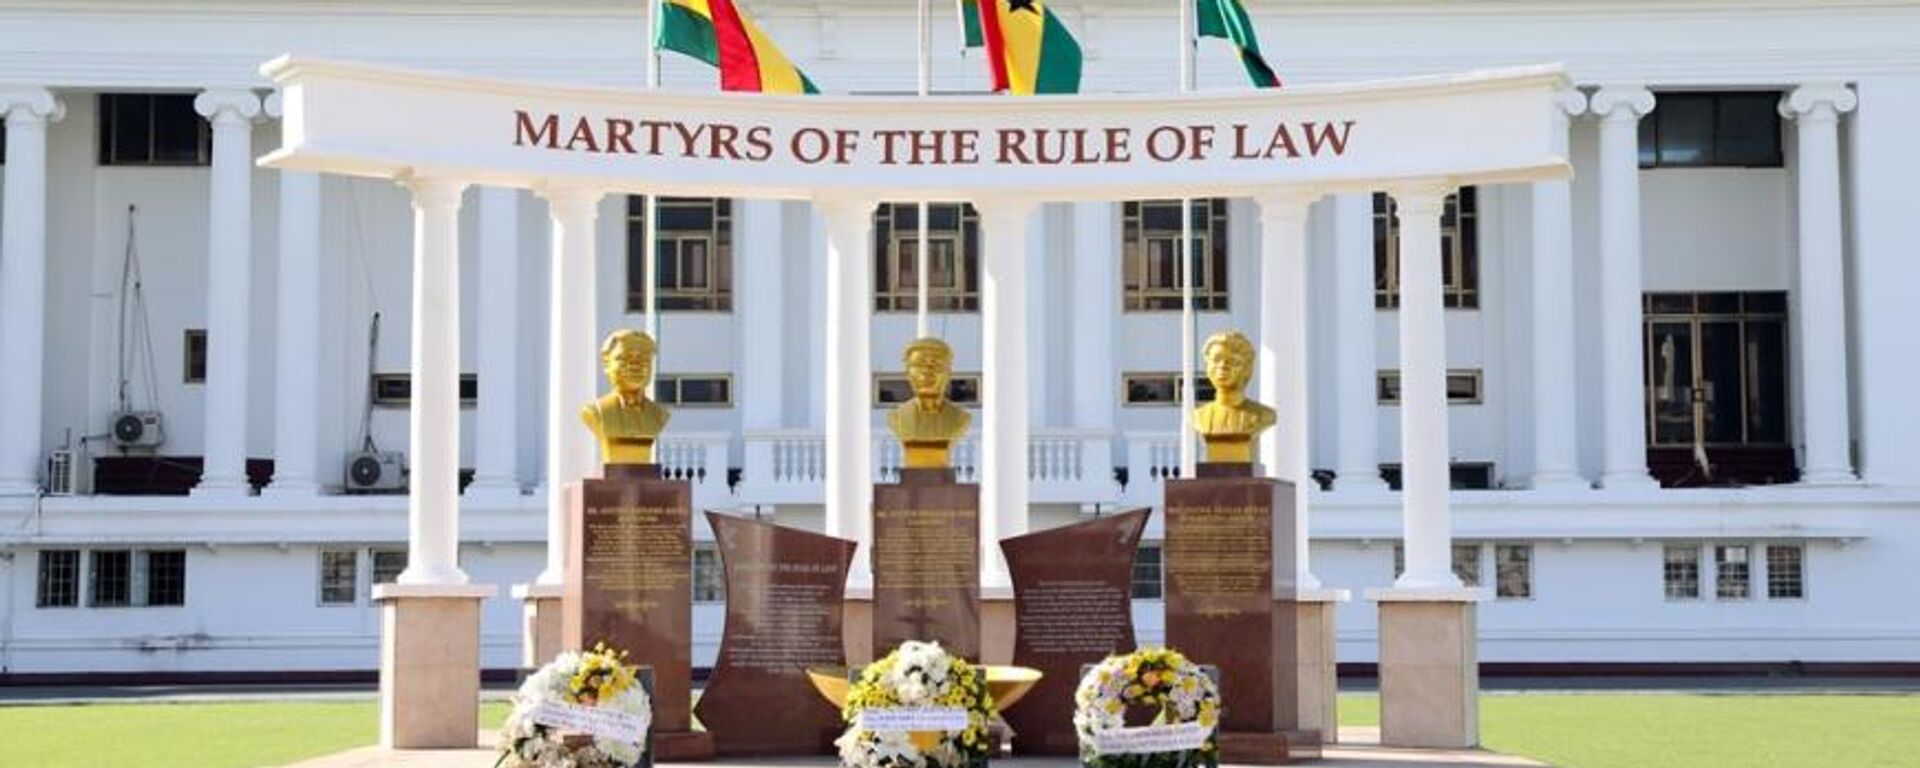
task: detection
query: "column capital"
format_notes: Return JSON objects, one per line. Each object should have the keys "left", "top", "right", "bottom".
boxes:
{"left": 1779, "top": 84, "right": 1857, "bottom": 121}
{"left": 1253, "top": 188, "right": 1321, "bottom": 221}
{"left": 400, "top": 173, "right": 470, "bottom": 209}
{"left": 1555, "top": 88, "right": 1589, "bottom": 118}
{"left": 194, "top": 88, "right": 263, "bottom": 124}
{"left": 812, "top": 196, "right": 879, "bottom": 226}
{"left": 1589, "top": 85, "right": 1655, "bottom": 121}
{"left": 534, "top": 183, "right": 606, "bottom": 213}
{"left": 1387, "top": 181, "right": 1454, "bottom": 216}
{"left": 969, "top": 196, "right": 1042, "bottom": 223}
{"left": 263, "top": 90, "right": 285, "bottom": 119}
{"left": 0, "top": 87, "right": 65, "bottom": 124}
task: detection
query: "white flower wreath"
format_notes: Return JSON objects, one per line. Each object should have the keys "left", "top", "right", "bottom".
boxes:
{"left": 1073, "top": 647, "right": 1220, "bottom": 768}
{"left": 835, "top": 640, "right": 994, "bottom": 768}
{"left": 497, "top": 645, "right": 654, "bottom": 768}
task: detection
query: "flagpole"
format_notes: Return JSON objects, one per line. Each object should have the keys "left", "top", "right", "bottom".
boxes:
{"left": 917, "top": 0, "right": 932, "bottom": 338}
{"left": 1177, "top": 0, "right": 1199, "bottom": 477}
{"left": 643, "top": 0, "right": 662, "bottom": 349}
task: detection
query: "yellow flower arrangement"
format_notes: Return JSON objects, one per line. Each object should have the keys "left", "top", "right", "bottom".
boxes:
{"left": 1073, "top": 647, "right": 1221, "bottom": 768}
{"left": 835, "top": 640, "right": 995, "bottom": 768}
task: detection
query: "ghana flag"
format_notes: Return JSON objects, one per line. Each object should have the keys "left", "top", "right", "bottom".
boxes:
{"left": 656, "top": 0, "right": 819, "bottom": 94}
{"left": 1196, "top": 0, "right": 1282, "bottom": 88}
{"left": 960, "top": 0, "right": 1083, "bottom": 95}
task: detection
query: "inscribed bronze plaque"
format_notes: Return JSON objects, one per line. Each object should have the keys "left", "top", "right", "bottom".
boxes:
{"left": 1001, "top": 509, "right": 1150, "bottom": 756}
{"left": 694, "top": 513, "right": 856, "bottom": 756}
{"left": 872, "top": 467, "right": 981, "bottom": 660}
{"left": 563, "top": 465, "right": 697, "bottom": 736}
{"left": 1164, "top": 463, "right": 1300, "bottom": 737}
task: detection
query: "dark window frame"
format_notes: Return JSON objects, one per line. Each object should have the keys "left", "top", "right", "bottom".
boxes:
{"left": 1495, "top": 543, "right": 1533, "bottom": 600}
{"left": 369, "top": 373, "right": 479, "bottom": 407}
{"left": 1123, "top": 199, "right": 1230, "bottom": 312}
{"left": 36, "top": 550, "right": 80, "bottom": 608}
{"left": 874, "top": 202, "right": 980, "bottom": 313}
{"left": 1376, "top": 369, "right": 1485, "bottom": 406}
{"left": 627, "top": 196, "right": 735, "bottom": 313}
{"left": 318, "top": 549, "right": 359, "bottom": 606}
{"left": 1638, "top": 92, "right": 1785, "bottom": 169}
{"left": 1664, "top": 544, "right": 1702, "bottom": 600}
{"left": 1766, "top": 543, "right": 1806, "bottom": 600}
{"left": 183, "top": 329, "right": 207, "bottom": 384}
{"left": 692, "top": 542, "right": 725, "bottom": 603}
{"left": 1120, "top": 372, "right": 1218, "bottom": 408}
{"left": 1644, "top": 291, "right": 1791, "bottom": 449}
{"left": 1374, "top": 188, "right": 1479, "bottom": 310}
{"left": 88, "top": 549, "right": 133, "bottom": 607}
{"left": 1131, "top": 542, "right": 1164, "bottom": 600}
{"left": 97, "top": 93, "right": 213, "bottom": 167}
{"left": 874, "top": 372, "right": 980, "bottom": 407}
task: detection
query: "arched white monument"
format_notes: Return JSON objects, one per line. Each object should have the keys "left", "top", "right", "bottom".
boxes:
{"left": 260, "top": 56, "right": 1567, "bottom": 751}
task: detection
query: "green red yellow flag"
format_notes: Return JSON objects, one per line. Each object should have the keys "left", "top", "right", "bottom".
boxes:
{"left": 959, "top": 0, "right": 1083, "bottom": 95}
{"left": 1196, "top": 0, "right": 1282, "bottom": 88}
{"left": 656, "top": 0, "right": 819, "bottom": 94}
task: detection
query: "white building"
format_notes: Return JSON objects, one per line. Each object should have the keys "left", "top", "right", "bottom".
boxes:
{"left": 2, "top": 0, "right": 1918, "bottom": 679}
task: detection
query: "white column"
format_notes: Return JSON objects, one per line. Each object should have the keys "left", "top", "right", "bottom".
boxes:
{"left": 1390, "top": 183, "right": 1461, "bottom": 591}
{"left": 534, "top": 186, "right": 603, "bottom": 586}
{"left": 395, "top": 174, "right": 471, "bottom": 586}
{"left": 738, "top": 199, "right": 785, "bottom": 431}
{"left": 1780, "top": 85, "right": 1860, "bottom": 484}
{"left": 263, "top": 92, "right": 323, "bottom": 497}
{"left": 976, "top": 198, "right": 1038, "bottom": 595}
{"left": 467, "top": 186, "right": 524, "bottom": 498}
{"left": 1256, "top": 190, "right": 1321, "bottom": 590}
{"left": 819, "top": 198, "right": 877, "bottom": 591}
{"left": 1528, "top": 89, "right": 1592, "bottom": 491}
{"left": 1590, "top": 86, "right": 1660, "bottom": 490}
{"left": 1330, "top": 194, "right": 1387, "bottom": 492}
{"left": 1026, "top": 207, "right": 1050, "bottom": 426}
{"left": 1070, "top": 202, "right": 1118, "bottom": 432}
{"left": 191, "top": 89, "right": 263, "bottom": 497}
{"left": 0, "top": 89, "right": 62, "bottom": 495}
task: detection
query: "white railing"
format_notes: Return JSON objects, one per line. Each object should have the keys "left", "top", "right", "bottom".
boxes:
{"left": 739, "top": 429, "right": 1119, "bottom": 504}
{"left": 656, "top": 432, "right": 730, "bottom": 507}
{"left": 1122, "top": 431, "right": 1184, "bottom": 504}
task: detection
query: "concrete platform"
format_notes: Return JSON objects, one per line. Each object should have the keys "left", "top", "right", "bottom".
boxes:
{"left": 284, "top": 729, "right": 1547, "bottom": 768}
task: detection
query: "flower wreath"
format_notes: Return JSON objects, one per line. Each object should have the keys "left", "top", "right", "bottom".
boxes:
{"left": 497, "top": 644, "right": 653, "bottom": 768}
{"left": 835, "top": 640, "right": 995, "bottom": 768}
{"left": 1073, "top": 647, "right": 1220, "bottom": 768}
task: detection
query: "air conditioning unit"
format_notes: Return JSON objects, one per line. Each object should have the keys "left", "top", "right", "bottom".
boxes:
{"left": 110, "top": 411, "right": 165, "bottom": 449}
{"left": 345, "top": 450, "right": 407, "bottom": 493}
{"left": 45, "top": 450, "right": 76, "bottom": 496}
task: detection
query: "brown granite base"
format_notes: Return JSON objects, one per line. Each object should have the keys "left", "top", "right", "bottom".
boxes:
{"left": 980, "top": 597, "right": 1015, "bottom": 666}
{"left": 1295, "top": 598, "right": 1342, "bottom": 744}
{"left": 871, "top": 468, "right": 981, "bottom": 660}
{"left": 374, "top": 585, "right": 494, "bottom": 750}
{"left": 652, "top": 730, "right": 717, "bottom": 762}
{"left": 513, "top": 587, "right": 564, "bottom": 670}
{"left": 1377, "top": 599, "right": 1480, "bottom": 749}
{"left": 843, "top": 597, "right": 875, "bottom": 666}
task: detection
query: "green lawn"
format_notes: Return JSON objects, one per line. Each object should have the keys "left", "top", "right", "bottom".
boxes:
{"left": 2, "top": 694, "right": 1915, "bottom": 767}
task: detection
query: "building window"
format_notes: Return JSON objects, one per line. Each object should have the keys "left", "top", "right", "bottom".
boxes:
{"left": 628, "top": 197, "right": 734, "bottom": 312}
{"left": 1374, "top": 188, "right": 1478, "bottom": 309}
{"left": 1495, "top": 544, "right": 1533, "bottom": 599}
{"left": 1123, "top": 199, "right": 1230, "bottom": 311}
{"left": 1715, "top": 544, "right": 1751, "bottom": 600}
{"left": 1121, "top": 372, "right": 1217, "bottom": 407}
{"left": 1376, "top": 370, "right": 1484, "bottom": 405}
{"left": 1132, "top": 542, "right": 1164, "bottom": 600}
{"left": 369, "top": 549, "right": 407, "bottom": 599}
{"left": 692, "top": 543, "right": 725, "bottom": 603}
{"left": 655, "top": 375, "right": 733, "bottom": 407}
{"left": 1379, "top": 463, "right": 1496, "bottom": 491}
{"left": 370, "top": 374, "right": 479, "bottom": 407}
{"left": 98, "top": 94, "right": 211, "bottom": 166}
{"left": 89, "top": 550, "right": 132, "bottom": 607}
{"left": 1639, "top": 92, "right": 1784, "bottom": 169}
{"left": 143, "top": 550, "right": 186, "bottom": 606}
{"left": 875, "top": 373, "right": 980, "bottom": 407}
{"left": 1767, "top": 544, "right": 1805, "bottom": 599}
{"left": 319, "top": 549, "right": 359, "bottom": 606}
{"left": 1663, "top": 545, "right": 1701, "bottom": 599}
{"left": 1390, "top": 543, "right": 1484, "bottom": 586}
{"left": 1645, "top": 292, "right": 1789, "bottom": 450}
{"left": 183, "top": 330, "right": 207, "bottom": 384}
{"left": 36, "top": 550, "right": 80, "bottom": 608}
{"left": 874, "top": 203, "right": 979, "bottom": 312}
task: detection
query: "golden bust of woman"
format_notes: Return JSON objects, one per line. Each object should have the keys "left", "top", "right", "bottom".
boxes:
{"left": 887, "top": 337, "right": 971, "bottom": 469}
{"left": 1192, "top": 330, "right": 1275, "bottom": 464}
{"left": 581, "top": 329, "right": 670, "bottom": 466}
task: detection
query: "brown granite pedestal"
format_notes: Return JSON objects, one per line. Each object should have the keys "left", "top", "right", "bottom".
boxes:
{"left": 871, "top": 467, "right": 981, "bottom": 660}
{"left": 1164, "top": 463, "right": 1314, "bottom": 764}
{"left": 510, "top": 582, "right": 564, "bottom": 670}
{"left": 564, "top": 464, "right": 714, "bottom": 761}
{"left": 373, "top": 583, "right": 497, "bottom": 750}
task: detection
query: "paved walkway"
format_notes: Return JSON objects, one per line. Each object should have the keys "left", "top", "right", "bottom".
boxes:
{"left": 286, "top": 729, "right": 1547, "bottom": 768}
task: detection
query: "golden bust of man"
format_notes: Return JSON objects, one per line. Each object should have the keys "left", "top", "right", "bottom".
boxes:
{"left": 1192, "top": 330, "right": 1275, "bottom": 464}
{"left": 582, "top": 329, "right": 671, "bottom": 466}
{"left": 887, "top": 337, "right": 971, "bottom": 469}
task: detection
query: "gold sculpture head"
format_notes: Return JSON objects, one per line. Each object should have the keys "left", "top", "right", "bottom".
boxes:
{"left": 1202, "top": 330, "right": 1256, "bottom": 402}
{"left": 1193, "top": 330, "right": 1274, "bottom": 465}
{"left": 903, "top": 337, "right": 955, "bottom": 403}
{"left": 601, "top": 329, "right": 656, "bottom": 398}
{"left": 582, "top": 329, "right": 669, "bottom": 467}
{"left": 888, "top": 337, "right": 971, "bottom": 470}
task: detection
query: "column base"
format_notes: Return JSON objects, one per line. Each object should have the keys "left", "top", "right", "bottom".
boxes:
{"left": 1598, "top": 470, "right": 1660, "bottom": 491}
{"left": 1798, "top": 468, "right": 1861, "bottom": 486}
{"left": 1525, "top": 471, "right": 1591, "bottom": 492}
{"left": 981, "top": 596, "right": 1015, "bottom": 666}
{"left": 1330, "top": 471, "right": 1390, "bottom": 493}
{"left": 1294, "top": 590, "right": 1349, "bottom": 745}
{"left": 374, "top": 583, "right": 498, "bottom": 750}
{"left": 260, "top": 482, "right": 324, "bottom": 500}
{"left": 462, "top": 480, "right": 526, "bottom": 505}
{"left": 0, "top": 480, "right": 41, "bottom": 497}
{"left": 190, "top": 478, "right": 253, "bottom": 498}
{"left": 1365, "top": 589, "right": 1483, "bottom": 750}
{"left": 511, "top": 583, "right": 565, "bottom": 669}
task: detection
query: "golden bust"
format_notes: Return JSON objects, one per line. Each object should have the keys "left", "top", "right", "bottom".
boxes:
{"left": 1192, "top": 330, "right": 1275, "bottom": 464}
{"left": 582, "top": 329, "right": 671, "bottom": 466}
{"left": 887, "top": 337, "right": 971, "bottom": 469}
